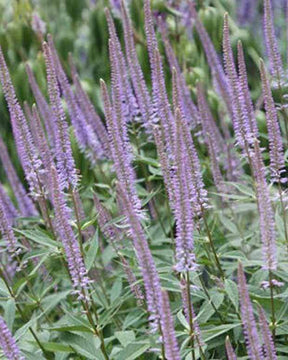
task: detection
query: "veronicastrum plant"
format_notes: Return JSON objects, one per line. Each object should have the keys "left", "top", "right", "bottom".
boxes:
{"left": 0, "top": 0, "right": 288, "bottom": 359}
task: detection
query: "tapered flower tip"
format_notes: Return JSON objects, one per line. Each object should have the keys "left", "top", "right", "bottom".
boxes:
{"left": 225, "top": 336, "right": 237, "bottom": 360}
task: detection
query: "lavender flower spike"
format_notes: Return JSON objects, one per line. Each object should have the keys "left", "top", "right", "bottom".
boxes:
{"left": 0, "top": 137, "right": 37, "bottom": 216}
{"left": 263, "top": 0, "right": 283, "bottom": 79}
{"left": 250, "top": 140, "right": 277, "bottom": 271}
{"left": 258, "top": 306, "right": 277, "bottom": 360}
{"left": 50, "top": 166, "right": 89, "bottom": 298}
{"left": 0, "top": 186, "right": 19, "bottom": 257}
{"left": 43, "top": 42, "right": 77, "bottom": 190}
{"left": 0, "top": 316, "right": 23, "bottom": 360}
{"left": 237, "top": 262, "right": 264, "bottom": 360}
{"left": 0, "top": 47, "right": 43, "bottom": 197}
{"left": 0, "top": 184, "right": 18, "bottom": 221}
{"left": 259, "top": 59, "right": 285, "bottom": 182}
{"left": 159, "top": 290, "right": 181, "bottom": 360}
{"left": 225, "top": 337, "right": 237, "bottom": 360}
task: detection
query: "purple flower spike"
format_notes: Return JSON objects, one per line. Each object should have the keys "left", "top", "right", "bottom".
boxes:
{"left": 0, "top": 184, "right": 18, "bottom": 222}
{"left": 0, "top": 137, "right": 37, "bottom": 216}
{"left": 121, "top": 0, "right": 153, "bottom": 131}
{"left": 50, "top": 166, "right": 89, "bottom": 298}
{"left": 258, "top": 306, "right": 277, "bottom": 360}
{"left": 0, "top": 316, "right": 23, "bottom": 360}
{"left": 43, "top": 42, "right": 77, "bottom": 190}
{"left": 263, "top": 0, "right": 283, "bottom": 79}
{"left": 159, "top": 290, "right": 181, "bottom": 360}
{"left": 223, "top": 14, "right": 253, "bottom": 148}
{"left": 225, "top": 337, "right": 237, "bottom": 360}
{"left": 0, "top": 187, "right": 19, "bottom": 257}
{"left": 0, "top": 47, "right": 43, "bottom": 197}
{"left": 260, "top": 60, "right": 285, "bottom": 183}
{"left": 26, "top": 63, "right": 55, "bottom": 146}
{"left": 250, "top": 140, "right": 277, "bottom": 271}
{"left": 238, "top": 262, "right": 264, "bottom": 360}
{"left": 188, "top": 2, "right": 233, "bottom": 117}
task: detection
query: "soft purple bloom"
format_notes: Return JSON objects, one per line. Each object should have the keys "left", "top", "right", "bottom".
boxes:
{"left": 68, "top": 54, "right": 110, "bottom": 158}
{"left": 238, "top": 262, "right": 264, "bottom": 360}
{"left": 158, "top": 16, "right": 200, "bottom": 128}
{"left": 0, "top": 316, "right": 23, "bottom": 360}
{"left": 0, "top": 137, "right": 37, "bottom": 216}
{"left": 188, "top": 2, "right": 233, "bottom": 117}
{"left": 0, "top": 187, "right": 19, "bottom": 257}
{"left": 237, "top": 41, "right": 259, "bottom": 139}
{"left": 263, "top": 0, "right": 283, "bottom": 79}
{"left": 0, "top": 47, "right": 43, "bottom": 197}
{"left": 121, "top": 1, "right": 153, "bottom": 131}
{"left": 258, "top": 306, "right": 278, "bottom": 360}
{"left": 26, "top": 63, "right": 55, "bottom": 146}
{"left": 43, "top": 42, "right": 77, "bottom": 190}
{"left": 159, "top": 290, "right": 181, "bottom": 360}
{"left": 260, "top": 60, "right": 285, "bottom": 182}
{"left": 0, "top": 184, "right": 18, "bottom": 221}
{"left": 261, "top": 279, "right": 284, "bottom": 289}
{"left": 50, "top": 166, "right": 89, "bottom": 298}
{"left": 250, "top": 140, "right": 277, "bottom": 271}
{"left": 225, "top": 336, "right": 237, "bottom": 360}
{"left": 223, "top": 14, "right": 253, "bottom": 148}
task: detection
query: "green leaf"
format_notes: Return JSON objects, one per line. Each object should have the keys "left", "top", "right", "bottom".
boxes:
{"left": 115, "top": 331, "right": 136, "bottom": 347}
{"left": 4, "top": 299, "right": 15, "bottom": 330}
{"left": 110, "top": 278, "right": 122, "bottom": 303}
{"left": 0, "top": 278, "right": 10, "bottom": 296}
{"left": 197, "top": 292, "right": 224, "bottom": 323}
{"left": 15, "top": 229, "right": 58, "bottom": 249}
{"left": 116, "top": 341, "right": 150, "bottom": 360}
{"left": 225, "top": 279, "right": 239, "bottom": 311}
{"left": 85, "top": 229, "right": 99, "bottom": 270}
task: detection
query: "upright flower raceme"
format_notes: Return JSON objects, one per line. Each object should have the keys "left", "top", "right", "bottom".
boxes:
{"left": 263, "top": 0, "right": 283, "bottom": 79}
{"left": 188, "top": 2, "right": 233, "bottom": 117}
{"left": 0, "top": 316, "right": 23, "bottom": 360}
{"left": 50, "top": 166, "right": 89, "bottom": 298}
{"left": 0, "top": 187, "right": 19, "bottom": 257}
{"left": 238, "top": 262, "right": 264, "bottom": 360}
{"left": 223, "top": 14, "right": 253, "bottom": 148}
{"left": 0, "top": 137, "right": 37, "bottom": 217}
{"left": 250, "top": 140, "right": 277, "bottom": 271}
{"left": 258, "top": 306, "right": 277, "bottom": 360}
{"left": 43, "top": 42, "right": 77, "bottom": 190}
{"left": 0, "top": 184, "right": 18, "bottom": 222}
{"left": 260, "top": 60, "right": 285, "bottom": 183}
{"left": 0, "top": 47, "right": 43, "bottom": 197}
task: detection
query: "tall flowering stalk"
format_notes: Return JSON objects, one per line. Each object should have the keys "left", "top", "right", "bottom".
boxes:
{"left": 50, "top": 166, "right": 89, "bottom": 298}
{"left": 237, "top": 262, "right": 264, "bottom": 360}
{"left": 0, "top": 187, "right": 19, "bottom": 256}
{"left": 258, "top": 306, "right": 277, "bottom": 359}
{"left": 260, "top": 60, "right": 285, "bottom": 182}
{"left": 263, "top": 0, "right": 283, "bottom": 79}
{"left": 0, "top": 47, "right": 43, "bottom": 197}
{"left": 26, "top": 63, "right": 55, "bottom": 145}
{"left": 117, "top": 184, "right": 180, "bottom": 360}
{"left": 0, "top": 316, "right": 23, "bottom": 360}
{"left": 223, "top": 14, "right": 253, "bottom": 148}
{"left": 188, "top": 2, "right": 233, "bottom": 116}
{"left": 250, "top": 140, "right": 277, "bottom": 271}
{"left": 121, "top": 0, "right": 153, "bottom": 130}
{"left": 43, "top": 42, "right": 77, "bottom": 190}
{"left": 68, "top": 54, "right": 110, "bottom": 156}
{"left": 0, "top": 137, "right": 37, "bottom": 216}
{"left": 0, "top": 184, "right": 18, "bottom": 221}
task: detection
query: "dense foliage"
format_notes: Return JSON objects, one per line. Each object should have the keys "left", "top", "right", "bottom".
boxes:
{"left": 0, "top": 0, "right": 288, "bottom": 359}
